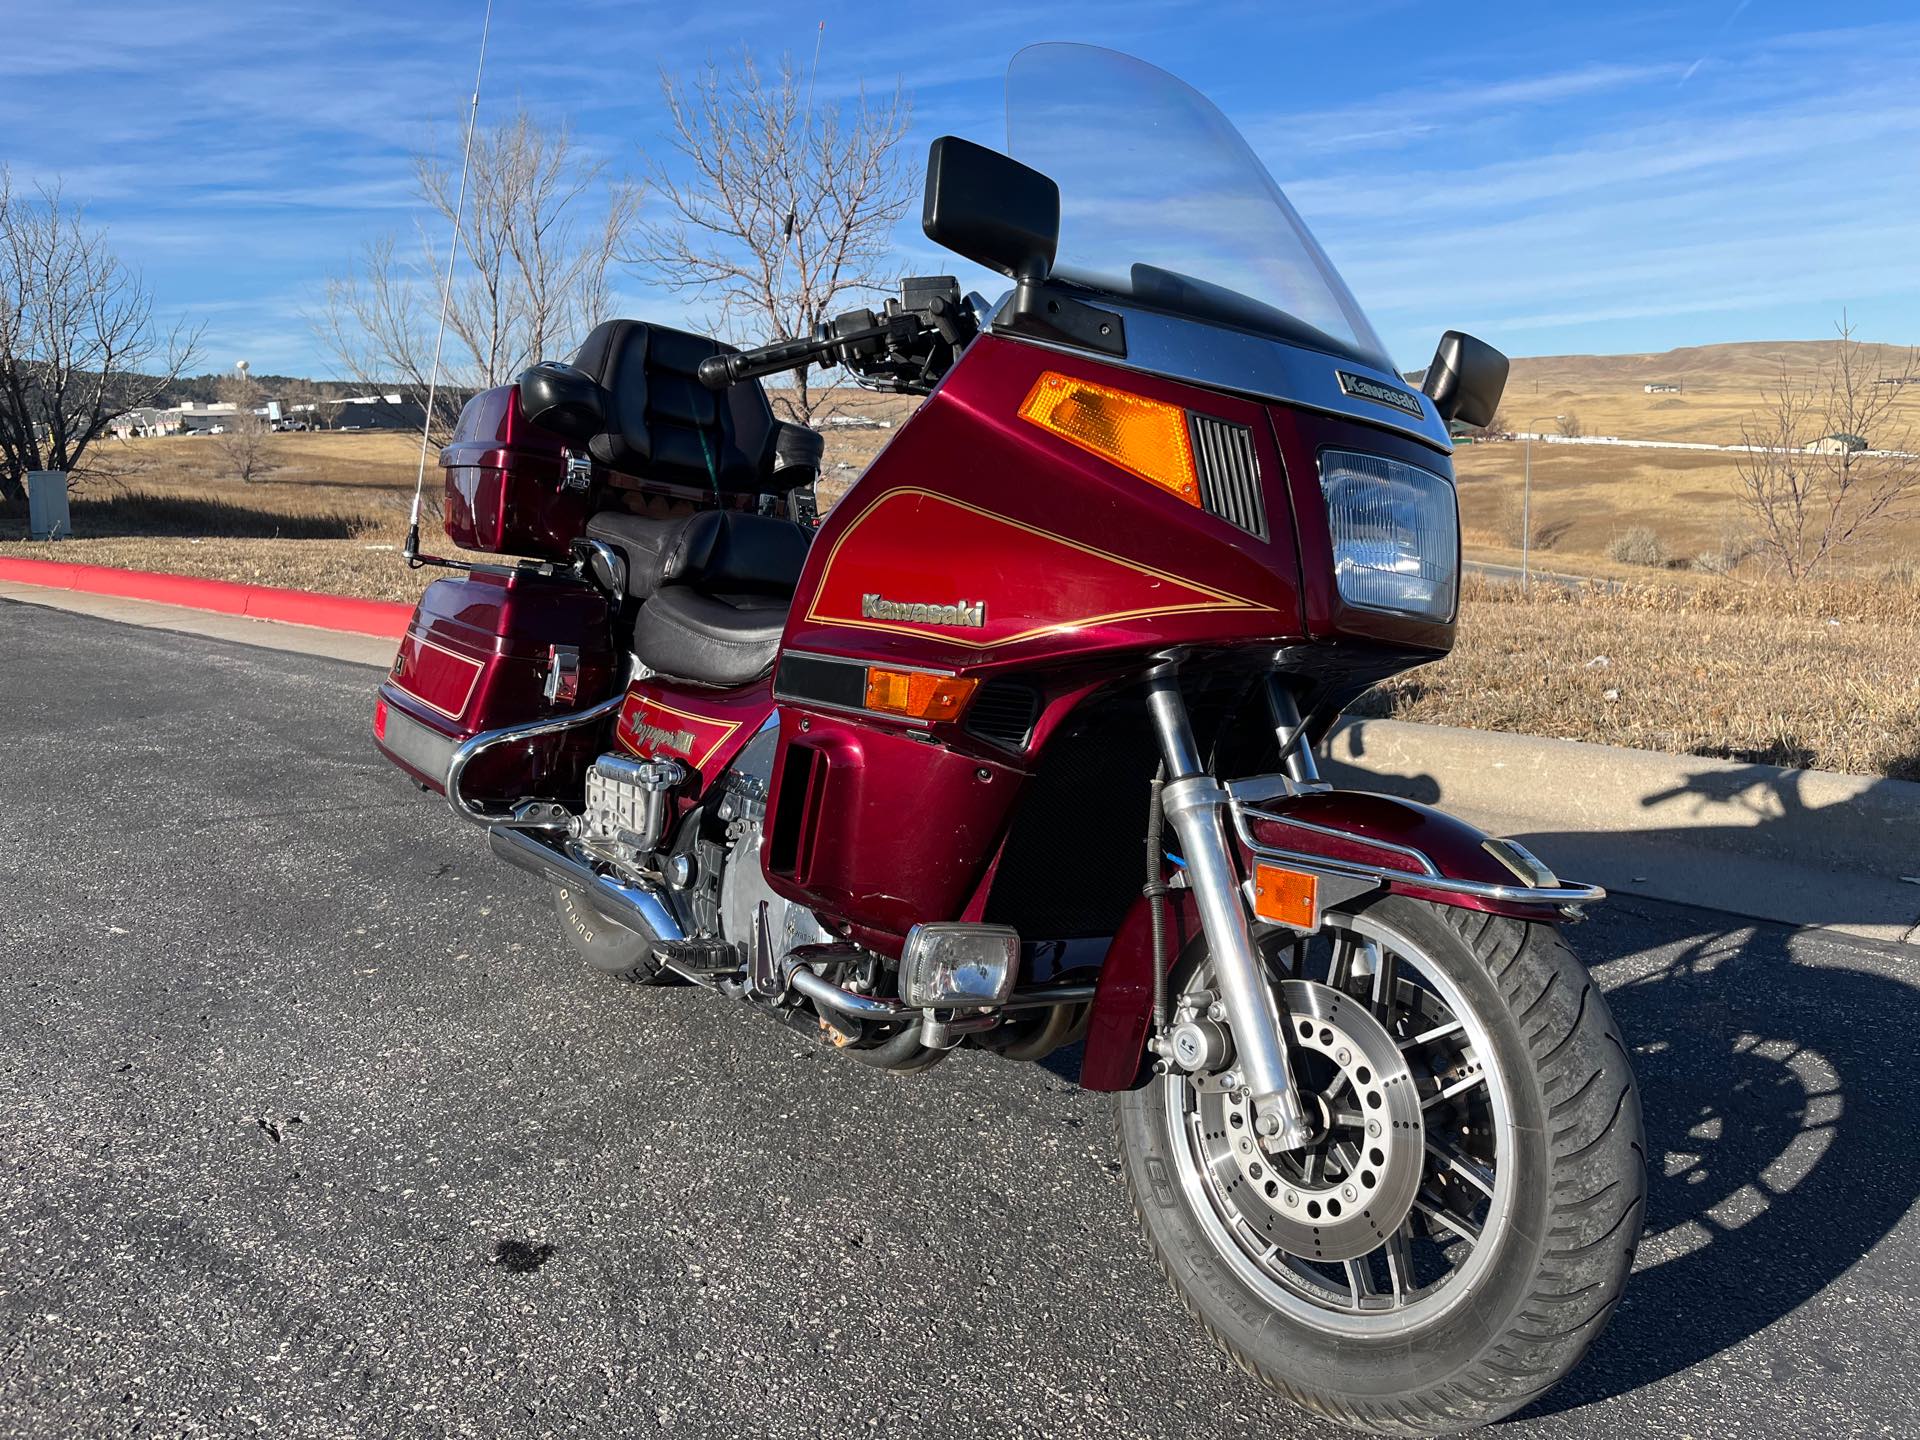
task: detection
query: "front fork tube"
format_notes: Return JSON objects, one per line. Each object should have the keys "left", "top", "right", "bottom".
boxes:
{"left": 1145, "top": 676, "right": 1313, "bottom": 1152}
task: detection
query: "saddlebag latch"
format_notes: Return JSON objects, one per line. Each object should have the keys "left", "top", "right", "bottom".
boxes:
{"left": 543, "top": 644, "right": 581, "bottom": 704}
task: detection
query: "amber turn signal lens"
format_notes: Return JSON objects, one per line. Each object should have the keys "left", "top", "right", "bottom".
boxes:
{"left": 1251, "top": 861, "right": 1320, "bottom": 930}
{"left": 1018, "top": 371, "right": 1199, "bottom": 506}
{"left": 864, "top": 667, "right": 979, "bottom": 722}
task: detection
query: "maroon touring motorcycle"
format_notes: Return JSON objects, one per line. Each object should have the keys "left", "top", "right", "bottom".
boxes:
{"left": 373, "top": 45, "right": 1643, "bottom": 1434}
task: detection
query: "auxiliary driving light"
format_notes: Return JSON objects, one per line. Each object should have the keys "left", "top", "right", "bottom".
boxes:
{"left": 899, "top": 923, "right": 1020, "bottom": 1009}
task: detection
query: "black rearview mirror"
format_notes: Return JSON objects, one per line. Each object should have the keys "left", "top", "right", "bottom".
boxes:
{"left": 1421, "top": 331, "right": 1509, "bottom": 429}
{"left": 922, "top": 136, "right": 1059, "bottom": 284}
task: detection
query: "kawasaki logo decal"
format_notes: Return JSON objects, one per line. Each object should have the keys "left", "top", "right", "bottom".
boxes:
{"left": 1337, "top": 371, "right": 1425, "bottom": 418}
{"left": 860, "top": 593, "right": 986, "bottom": 628}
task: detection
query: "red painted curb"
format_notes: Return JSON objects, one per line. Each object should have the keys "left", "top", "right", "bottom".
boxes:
{"left": 0, "top": 555, "right": 412, "bottom": 639}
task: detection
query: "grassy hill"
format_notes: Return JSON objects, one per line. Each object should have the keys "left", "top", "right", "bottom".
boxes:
{"left": 13, "top": 337, "right": 1918, "bottom": 595}
{"left": 1493, "top": 338, "right": 1920, "bottom": 445}
{"left": 1458, "top": 339, "right": 1920, "bottom": 574}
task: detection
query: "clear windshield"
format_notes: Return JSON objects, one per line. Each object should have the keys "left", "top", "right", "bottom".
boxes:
{"left": 1006, "top": 44, "right": 1392, "bottom": 372}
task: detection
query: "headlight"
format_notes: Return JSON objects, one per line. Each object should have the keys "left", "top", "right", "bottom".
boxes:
{"left": 1318, "top": 450, "right": 1459, "bottom": 621}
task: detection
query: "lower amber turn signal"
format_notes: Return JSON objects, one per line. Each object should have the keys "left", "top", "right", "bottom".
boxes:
{"left": 1251, "top": 861, "right": 1320, "bottom": 930}
{"left": 864, "top": 667, "right": 979, "bottom": 722}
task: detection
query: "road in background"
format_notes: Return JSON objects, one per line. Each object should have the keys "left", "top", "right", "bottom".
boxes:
{"left": 1463, "top": 559, "right": 1623, "bottom": 593}
{"left": 2, "top": 600, "right": 1915, "bottom": 1439}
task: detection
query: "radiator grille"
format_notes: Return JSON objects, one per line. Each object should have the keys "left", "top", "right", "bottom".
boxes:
{"left": 1190, "top": 414, "right": 1267, "bottom": 539}
{"left": 965, "top": 680, "right": 1041, "bottom": 751}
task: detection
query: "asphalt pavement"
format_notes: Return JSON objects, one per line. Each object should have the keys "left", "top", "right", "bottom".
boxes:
{"left": 2, "top": 598, "right": 1917, "bottom": 1439}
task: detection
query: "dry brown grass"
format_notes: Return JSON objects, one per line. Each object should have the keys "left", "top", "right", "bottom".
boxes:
{"left": 8, "top": 385, "right": 1917, "bottom": 779}
{"left": 1, "top": 432, "right": 455, "bottom": 602}
{"left": 1353, "top": 573, "right": 1920, "bottom": 780}
{"left": 1500, "top": 339, "right": 1920, "bottom": 444}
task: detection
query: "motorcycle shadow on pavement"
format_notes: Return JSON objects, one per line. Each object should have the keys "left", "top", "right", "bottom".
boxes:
{"left": 1532, "top": 907, "right": 1920, "bottom": 1415}
{"left": 1455, "top": 761, "right": 1920, "bottom": 1418}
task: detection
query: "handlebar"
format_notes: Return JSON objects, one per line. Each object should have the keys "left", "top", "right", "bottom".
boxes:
{"left": 697, "top": 283, "right": 976, "bottom": 393}
{"left": 696, "top": 333, "right": 834, "bottom": 390}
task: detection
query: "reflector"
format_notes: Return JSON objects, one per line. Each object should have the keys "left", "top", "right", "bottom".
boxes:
{"left": 1251, "top": 861, "right": 1319, "bottom": 930}
{"left": 864, "top": 667, "right": 979, "bottom": 722}
{"left": 373, "top": 696, "right": 389, "bottom": 741}
{"left": 1018, "top": 371, "right": 1199, "bottom": 505}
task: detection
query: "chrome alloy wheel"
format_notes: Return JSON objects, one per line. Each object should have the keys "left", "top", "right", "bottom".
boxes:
{"left": 1165, "top": 911, "right": 1517, "bottom": 1335}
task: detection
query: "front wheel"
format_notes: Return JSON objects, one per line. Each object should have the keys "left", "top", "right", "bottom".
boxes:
{"left": 1115, "top": 896, "right": 1643, "bottom": 1435}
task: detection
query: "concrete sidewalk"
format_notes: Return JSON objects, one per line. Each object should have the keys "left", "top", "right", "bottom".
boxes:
{"left": 1326, "top": 718, "right": 1920, "bottom": 945}
{"left": 0, "top": 581, "right": 397, "bottom": 669}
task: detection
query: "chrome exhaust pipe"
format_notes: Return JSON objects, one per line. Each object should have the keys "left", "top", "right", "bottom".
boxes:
{"left": 488, "top": 826, "right": 684, "bottom": 946}
{"left": 491, "top": 826, "right": 1097, "bottom": 1028}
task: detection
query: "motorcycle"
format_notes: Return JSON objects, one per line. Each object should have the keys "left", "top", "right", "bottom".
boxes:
{"left": 372, "top": 43, "right": 1643, "bottom": 1435}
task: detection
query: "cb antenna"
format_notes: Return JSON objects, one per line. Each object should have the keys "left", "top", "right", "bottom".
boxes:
{"left": 778, "top": 20, "right": 826, "bottom": 336}
{"left": 404, "top": 0, "right": 495, "bottom": 567}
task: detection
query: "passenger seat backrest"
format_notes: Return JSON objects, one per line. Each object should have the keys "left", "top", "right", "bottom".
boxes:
{"left": 571, "top": 319, "right": 780, "bottom": 493}
{"left": 667, "top": 510, "right": 811, "bottom": 596}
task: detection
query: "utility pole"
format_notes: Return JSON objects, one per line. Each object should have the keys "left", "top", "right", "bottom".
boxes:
{"left": 1520, "top": 414, "right": 1565, "bottom": 594}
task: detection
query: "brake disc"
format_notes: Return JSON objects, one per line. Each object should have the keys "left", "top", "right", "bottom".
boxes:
{"left": 1190, "top": 979, "right": 1424, "bottom": 1263}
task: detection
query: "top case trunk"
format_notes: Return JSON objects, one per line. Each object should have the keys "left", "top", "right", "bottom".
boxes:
{"left": 440, "top": 384, "right": 592, "bottom": 560}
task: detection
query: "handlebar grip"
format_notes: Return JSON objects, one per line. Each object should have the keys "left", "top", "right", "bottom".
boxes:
{"left": 700, "top": 334, "right": 826, "bottom": 389}
{"left": 696, "top": 354, "right": 738, "bottom": 389}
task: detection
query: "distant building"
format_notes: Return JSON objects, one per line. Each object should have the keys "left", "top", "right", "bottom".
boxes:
{"left": 109, "top": 400, "right": 278, "bottom": 436}
{"left": 172, "top": 399, "right": 282, "bottom": 434}
{"left": 1643, "top": 382, "right": 1681, "bottom": 394}
{"left": 1806, "top": 432, "right": 1869, "bottom": 455}
{"left": 327, "top": 395, "right": 427, "bottom": 431}
{"left": 108, "top": 407, "right": 180, "bottom": 438}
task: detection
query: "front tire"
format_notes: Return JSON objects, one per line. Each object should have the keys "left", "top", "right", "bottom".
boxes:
{"left": 1115, "top": 896, "right": 1643, "bottom": 1435}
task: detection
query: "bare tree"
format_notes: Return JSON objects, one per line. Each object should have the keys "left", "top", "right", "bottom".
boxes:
{"left": 0, "top": 171, "right": 201, "bottom": 504}
{"left": 209, "top": 371, "right": 271, "bottom": 483}
{"left": 1467, "top": 406, "right": 1508, "bottom": 441}
{"left": 626, "top": 49, "right": 914, "bottom": 427}
{"left": 1733, "top": 316, "right": 1920, "bottom": 582}
{"left": 315, "top": 110, "right": 637, "bottom": 438}
{"left": 1555, "top": 412, "right": 1583, "bottom": 438}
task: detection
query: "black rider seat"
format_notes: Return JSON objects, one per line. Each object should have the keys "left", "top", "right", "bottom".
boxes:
{"left": 584, "top": 508, "right": 810, "bottom": 687}
{"left": 567, "top": 317, "right": 823, "bottom": 498}
{"left": 634, "top": 590, "right": 791, "bottom": 689}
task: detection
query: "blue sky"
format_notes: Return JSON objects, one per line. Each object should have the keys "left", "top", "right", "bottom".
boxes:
{"left": 4, "top": 1, "right": 1917, "bottom": 376}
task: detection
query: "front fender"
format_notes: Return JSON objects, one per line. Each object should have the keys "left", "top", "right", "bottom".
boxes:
{"left": 1077, "top": 786, "right": 1599, "bottom": 1093}
{"left": 1234, "top": 787, "right": 1602, "bottom": 917}
{"left": 1080, "top": 885, "right": 1201, "bottom": 1093}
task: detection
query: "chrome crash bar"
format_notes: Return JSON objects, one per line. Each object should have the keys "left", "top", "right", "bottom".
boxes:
{"left": 1227, "top": 792, "right": 1608, "bottom": 910}
{"left": 446, "top": 694, "right": 625, "bottom": 832}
